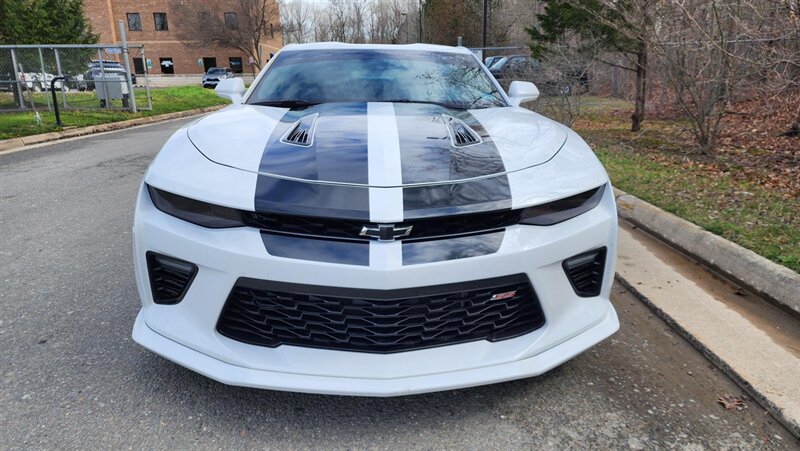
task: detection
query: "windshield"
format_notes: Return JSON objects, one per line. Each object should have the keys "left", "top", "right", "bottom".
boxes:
{"left": 247, "top": 49, "right": 506, "bottom": 109}
{"left": 207, "top": 68, "right": 225, "bottom": 75}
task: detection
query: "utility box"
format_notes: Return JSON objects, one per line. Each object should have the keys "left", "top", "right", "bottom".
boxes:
{"left": 95, "top": 73, "right": 129, "bottom": 107}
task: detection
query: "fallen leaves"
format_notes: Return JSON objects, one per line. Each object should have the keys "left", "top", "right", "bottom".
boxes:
{"left": 717, "top": 394, "right": 746, "bottom": 411}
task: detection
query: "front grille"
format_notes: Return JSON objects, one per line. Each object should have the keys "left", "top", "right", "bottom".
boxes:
{"left": 241, "top": 208, "right": 524, "bottom": 243}
{"left": 216, "top": 274, "right": 545, "bottom": 353}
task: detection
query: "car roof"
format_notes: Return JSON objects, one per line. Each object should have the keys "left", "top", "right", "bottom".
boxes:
{"left": 279, "top": 42, "right": 473, "bottom": 55}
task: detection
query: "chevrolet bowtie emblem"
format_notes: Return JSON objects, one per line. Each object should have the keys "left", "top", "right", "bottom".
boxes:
{"left": 359, "top": 224, "right": 413, "bottom": 242}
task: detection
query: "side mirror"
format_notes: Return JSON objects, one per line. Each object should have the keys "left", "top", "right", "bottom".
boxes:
{"left": 508, "top": 81, "right": 540, "bottom": 106}
{"left": 215, "top": 78, "right": 246, "bottom": 104}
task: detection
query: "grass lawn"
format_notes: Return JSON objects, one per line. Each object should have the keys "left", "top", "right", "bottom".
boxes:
{"left": 0, "top": 86, "right": 228, "bottom": 140}
{"left": 534, "top": 96, "right": 799, "bottom": 272}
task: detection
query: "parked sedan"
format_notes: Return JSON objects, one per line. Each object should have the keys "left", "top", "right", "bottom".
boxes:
{"left": 202, "top": 67, "right": 234, "bottom": 88}
{"left": 132, "top": 43, "right": 619, "bottom": 396}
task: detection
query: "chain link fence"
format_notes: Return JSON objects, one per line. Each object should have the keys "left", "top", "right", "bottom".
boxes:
{"left": 467, "top": 43, "right": 597, "bottom": 126}
{"left": 469, "top": 45, "right": 591, "bottom": 96}
{"left": 0, "top": 44, "right": 152, "bottom": 112}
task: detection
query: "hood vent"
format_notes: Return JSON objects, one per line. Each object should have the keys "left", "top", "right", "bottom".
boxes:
{"left": 280, "top": 113, "right": 318, "bottom": 147}
{"left": 443, "top": 115, "right": 482, "bottom": 147}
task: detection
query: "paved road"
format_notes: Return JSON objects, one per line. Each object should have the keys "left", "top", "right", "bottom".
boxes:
{"left": 1, "top": 120, "right": 795, "bottom": 449}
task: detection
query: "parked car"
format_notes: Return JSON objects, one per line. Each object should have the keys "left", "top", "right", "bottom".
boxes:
{"left": 82, "top": 60, "right": 136, "bottom": 91}
{"left": 202, "top": 67, "right": 234, "bottom": 88}
{"left": 132, "top": 43, "right": 618, "bottom": 396}
{"left": 483, "top": 55, "right": 504, "bottom": 69}
{"left": 17, "top": 72, "right": 70, "bottom": 92}
{"left": 490, "top": 55, "right": 590, "bottom": 95}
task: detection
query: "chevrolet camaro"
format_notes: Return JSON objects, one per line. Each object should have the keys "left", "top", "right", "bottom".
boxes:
{"left": 132, "top": 43, "right": 619, "bottom": 396}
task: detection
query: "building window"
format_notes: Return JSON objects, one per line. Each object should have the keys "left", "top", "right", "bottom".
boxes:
{"left": 133, "top": 57, "right": 145, "bottom": 74}
{"left": 202, "top": 57, "right": 217, "bottom": 73}
{"left": 159, "top": 57, "right": 174, "bottom": 74}
{"left": 224, "top": 12, "right": 238, "bottom": 30}
{"left": 197, "top": 12, "right": 210, "bottom": 30}
{"left": 126, "top": 13, "right": 141, "bottom": 31}
{"left": 229, "top": 57, "right": 243, "bottom": 73}
{"left": 153, "top": 12, "right": 168, "bottom": 31}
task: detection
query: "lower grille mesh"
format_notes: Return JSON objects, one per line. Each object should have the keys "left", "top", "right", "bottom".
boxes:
{"left": 216, "top": 274, "right": 545, "bottom": 353}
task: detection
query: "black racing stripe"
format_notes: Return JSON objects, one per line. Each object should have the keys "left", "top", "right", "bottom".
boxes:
{"left": 394, "top": 103, "right": 506, "bottom": 184}
{"left": 403, "top": 231, "right": 504, "bottom": 265}
{"left": 403, "top": 177, "right": 512, "bottom": 219}
{"left": 258, "top": 102, "right": 369, "bottom": 183}
{"left": 255, "top": 177, "right": 370, "bottom": 220}
{"left": 395, "top": 103, "right": 512, "bottom": 219}
{"left": 262, "top": 232, "right": 369, "bottom": 266}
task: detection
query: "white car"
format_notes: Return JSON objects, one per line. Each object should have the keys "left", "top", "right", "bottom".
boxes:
{"left": 132, "top": 43, "right": 619, "bottom": 396}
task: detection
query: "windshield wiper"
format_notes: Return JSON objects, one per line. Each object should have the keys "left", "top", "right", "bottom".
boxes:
{"left": 250, "top": 99, "right": 321, "bottom": 108}
{"left": 383, "top": 99, "right": 469, "bottom": 110}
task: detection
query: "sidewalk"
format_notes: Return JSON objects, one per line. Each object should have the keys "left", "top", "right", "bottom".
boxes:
{"left": 616, "top": 221, "right": 800, "bottom": 437}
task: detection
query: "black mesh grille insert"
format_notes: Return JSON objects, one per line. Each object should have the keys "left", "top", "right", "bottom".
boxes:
{"left": 562, "top": 247, "right": 607, "bottom": 297}
{"left": 146, "top": 252, "right": 198, "bottom": 305}
{"left": 216, "top": 274, "right": 545, "bottom": 353}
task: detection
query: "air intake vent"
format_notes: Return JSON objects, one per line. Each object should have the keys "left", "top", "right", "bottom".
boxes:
{"left": 563, "top": 247, "right": 607, "bottom": 297}
{"left": 280, "top": 113, "right": 318, "bottom": 147}
{"left": 443, "top": 115, "right": 482, "bottom": 147}
{"left": 146, "top": 252, "right": 198, "bottom": 304}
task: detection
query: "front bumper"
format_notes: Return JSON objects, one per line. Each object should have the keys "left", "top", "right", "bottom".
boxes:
{"left": 132, "top": 183, "right": 619, "bottom": 396}
{"left": 133, "top": 305, "right": 618, "bottom": 396}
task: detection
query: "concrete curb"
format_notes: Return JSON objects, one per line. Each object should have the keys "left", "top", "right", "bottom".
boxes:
{"left": 615, "top": 274, "right": 800, "bottom": 438}
{"left": 0, "top": 105, "right": 225, "bottom": 153}
{"left": 613, "top": 188, "right": 800, "bottom": 316}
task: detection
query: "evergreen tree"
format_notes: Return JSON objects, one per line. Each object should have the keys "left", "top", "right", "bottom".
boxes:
{"left": 0, "top": 0, "right": 98, "bottom": 45}
{"left": 527, "top": 0, "right": 651, "bottom": 132}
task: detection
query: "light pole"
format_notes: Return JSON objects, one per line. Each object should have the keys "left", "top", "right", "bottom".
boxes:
{"left": 481, "top": 0, "right": 488, "bottom": 48}
{"left": 418, "top": 0, "right": 423, "bottom": 42}
{"left": 401, "top": 13, "right": 409, "bottom": 44}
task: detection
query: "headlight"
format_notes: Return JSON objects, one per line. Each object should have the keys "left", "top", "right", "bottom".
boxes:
{"left": 520, "top": 184, "right": 606, "bottom": 226}
{"left": 147, "top": 185, "right": 244, "bottom": 228}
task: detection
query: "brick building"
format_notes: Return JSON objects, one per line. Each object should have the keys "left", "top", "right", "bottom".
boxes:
{"left": 83, "top": 0, "right": 282, "bottom": 76}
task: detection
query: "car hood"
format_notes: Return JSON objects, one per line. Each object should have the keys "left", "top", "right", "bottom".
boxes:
{"left": 187, "top": 102, "right": 567, "bottom": 188}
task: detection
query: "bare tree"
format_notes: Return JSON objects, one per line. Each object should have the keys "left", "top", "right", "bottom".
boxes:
{"left": 282, "top": 0, "right": 312, "bottom": 44}
{"left": 529, "top": 0, "right": 657, "bottom": 132}
{"left": 282, "top": 0, "right": 416, "bottom": 45}
{"left": 177, "top": 0, "right": 280, "bottom": 69}
{"left": 651, "top": 0, "right": 800, "bottom": 148}
{"left": 732, "top": 0, "right": 800, "bottom": 137}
